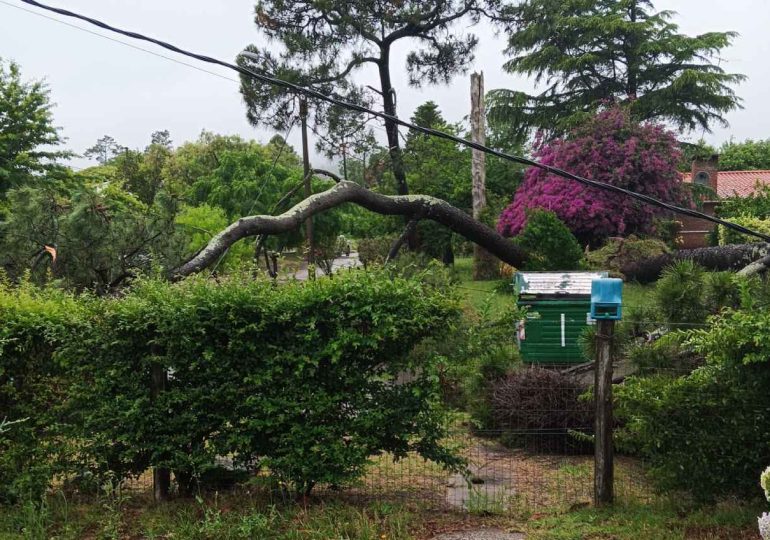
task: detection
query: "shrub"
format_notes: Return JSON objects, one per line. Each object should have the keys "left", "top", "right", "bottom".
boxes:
{"left": 616, "top": 306, "right": 770, "bottom": 500}
{"left": 655, "top": 260, "right": 707, "bottom": 324}
{"left": 0, "top": 281, "right": 89, "bottom": 503}
{"left": 719, "top": 215, "right": 770, "bottom": 245}
{"left": 585, "top": 236, "right": 669, "bottom": 277}
{"left": 63, "top": 271, "right": 462, "bottom": 495}
{"left": 357, "top": 235, "right": 398, "bottom": 268}
{"left": 514, "top": 209, "right": 583, "bottom": 271}
{"left": 489, "top": 367, "right": 593, "bottom": 452}
{"left": 498, "top": 107, "right": 690, "bottom": 246}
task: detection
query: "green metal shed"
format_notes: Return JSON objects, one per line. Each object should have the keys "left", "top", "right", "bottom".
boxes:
{"left": 515, "top": 271, "right": 608, "bottom": 365}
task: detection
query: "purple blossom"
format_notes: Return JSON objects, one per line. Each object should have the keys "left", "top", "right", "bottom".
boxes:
{"left": 498, "top": 107, "right": 691, "bottom": 246}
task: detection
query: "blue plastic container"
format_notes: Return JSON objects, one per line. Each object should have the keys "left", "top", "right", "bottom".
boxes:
{"left": 590, "top": 278, "right": 623, "bottom": 320}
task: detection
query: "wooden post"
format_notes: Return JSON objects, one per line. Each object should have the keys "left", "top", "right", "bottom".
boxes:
{"left": 151, "top": 363, "right": 170, "bottom": 502}
{"left": 299, "top": 97, "right": 315, "bottom": 278}
{"left": 470, "top": 72, "right": 498, "bottom": 280}
{"left": 594, "top": 319, "right": 615, "bottom": 506}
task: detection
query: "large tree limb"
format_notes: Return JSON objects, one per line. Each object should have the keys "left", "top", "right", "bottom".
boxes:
{"left": 621, "top": 243, "right": 770, "bottom": 283}
{"left": 172, "top": 181, "right": 525, "bottom": 279}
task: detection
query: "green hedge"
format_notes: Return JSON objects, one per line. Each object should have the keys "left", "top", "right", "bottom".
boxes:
{"left": 1, "top": 271, "right": 462, "bottom": 499}
{"left": 616, "top": 306, "right": 770, "bottom": 500}
{"left": 719, "top": 215, "right": 770, "bottom": 245}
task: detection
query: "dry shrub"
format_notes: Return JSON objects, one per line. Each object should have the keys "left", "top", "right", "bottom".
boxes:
{"left": 489, "top": 367, "right": 593, "bottom": 453}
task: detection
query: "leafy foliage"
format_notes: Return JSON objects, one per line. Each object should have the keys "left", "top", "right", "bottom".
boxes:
{"left": 1, "top": 271, "right": 463, "bottom": 498}
{"left": 718, "top": 215, "right": 770, "bottom": 245}
{"left": 488, "top": 0, "right": 744, "bottom": 140}
{"left": 585, "top": 236, "right": 670, "bottom": 276}
{"left": 498, "top": 107, "right": 690, "bottom": 246}
{"left": 718, "top": 138, "right": 770, "bottom": 171}
{"left": 0, "top": 59, "right": 71, "bottom": 197}
{"left": 617, "top": 303, "right": 770, "bottom": 500}
{"left": 718, "top": 184, "right": 770, "bottom": 220}
{"left": 514, "top": 209, "right": 583, "bottom": 270}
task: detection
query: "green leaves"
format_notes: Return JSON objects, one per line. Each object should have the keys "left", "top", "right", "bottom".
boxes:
{"left": 489, "top": 0, "right": 744, "bottom": 140}
{"left": 1, "top": 271, "right": 462, "bottom": 497}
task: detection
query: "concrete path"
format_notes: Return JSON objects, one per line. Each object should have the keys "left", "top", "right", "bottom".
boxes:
{"left": 293, "top": 251, "right": 362, "bottom": 280}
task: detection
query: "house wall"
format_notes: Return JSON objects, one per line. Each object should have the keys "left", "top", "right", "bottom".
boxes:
{"left": 678, "top": 201, "right": 717, "bottom": 249}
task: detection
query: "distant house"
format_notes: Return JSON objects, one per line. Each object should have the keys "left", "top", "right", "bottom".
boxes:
{"left": 678, "top": 155, "right": 770, "bottom": 249}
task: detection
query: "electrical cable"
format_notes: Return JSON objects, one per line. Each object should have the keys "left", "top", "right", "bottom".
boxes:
{"left": 16, "top": 0, "right": 770, "bottom": 243}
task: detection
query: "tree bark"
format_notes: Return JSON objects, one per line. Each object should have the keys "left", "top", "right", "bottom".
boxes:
{"left": 377, "top": 49, "right": 407, "bottom": 197}
{"left": 171, "top": 181, "right": 526, "bottom": 279}
{"left": 621, "top": 242, "right": 770, "bottom": 283}
{"left": 470, "top": 71, "right": 499, "bottom": 280}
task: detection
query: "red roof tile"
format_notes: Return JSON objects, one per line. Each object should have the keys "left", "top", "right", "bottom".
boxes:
{"left": 681, "top": 170, "right": 770, "bottom": 198}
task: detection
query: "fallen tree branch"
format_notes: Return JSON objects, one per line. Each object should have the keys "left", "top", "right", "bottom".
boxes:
{"left": 172, "top": 181, "right": 525, "bottom": 279}
{"left": 622, "top": 242, "right": 770, "bottom": 283}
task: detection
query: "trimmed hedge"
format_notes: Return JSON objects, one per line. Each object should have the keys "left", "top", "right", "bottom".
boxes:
{"left": 1, "top": 271, "right": 463, "bottom": 499}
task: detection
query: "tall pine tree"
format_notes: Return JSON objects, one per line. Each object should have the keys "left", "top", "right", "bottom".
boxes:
{"left": 238, "top": 1, "right": 502, "bottom": 197}
{"left": 488, "top": 0, "right": 745, "bottom": 141}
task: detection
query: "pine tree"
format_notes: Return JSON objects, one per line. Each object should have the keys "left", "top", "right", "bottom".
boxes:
{"left": 488, "top": 0, "right": 745, "bottom": 141}
{"left": 238, "top": 1, "right": 502, "bottom": 197}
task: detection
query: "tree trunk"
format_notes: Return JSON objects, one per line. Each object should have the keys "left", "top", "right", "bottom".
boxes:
{"left": 377, "top": 48, "right": 416, "bottom": 249}
{"left": 171, "top": 181, "right": 527, "bottom": 279}
{"left": 621, "top": 242, "right": 770, "bottom": 283}
{"left": 470, "top": 71, "right": 499, "bottom": 280}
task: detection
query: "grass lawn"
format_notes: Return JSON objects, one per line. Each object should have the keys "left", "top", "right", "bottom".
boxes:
{"left": 453, "top": 257, "right": 657, "bottom": 315}
{"left": 0, "top": 490, "right": 761, "bottom": 539}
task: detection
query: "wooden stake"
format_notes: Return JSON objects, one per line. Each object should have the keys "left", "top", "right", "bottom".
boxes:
{"left": 594, "top": 319, "right": 614, "bottom": 506}
{"left": 151, "top": 363, "right": 170, "bottom": 502}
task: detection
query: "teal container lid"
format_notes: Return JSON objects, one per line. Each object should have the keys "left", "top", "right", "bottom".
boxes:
{"left": 590, "top": 278, "right": 623, "bottom": 320}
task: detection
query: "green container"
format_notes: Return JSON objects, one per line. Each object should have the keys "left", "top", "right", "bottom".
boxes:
{"left": 517, "top": 299, "right": 592, "bottom": 364}
{"left": 514, "top": 271, "right": 607, "bottom": 365}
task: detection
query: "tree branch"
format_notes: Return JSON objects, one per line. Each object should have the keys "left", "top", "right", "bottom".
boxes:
{"left": 172, "top": 181, "right": 524, "bottom": 279}
{"left": 385, "top": 216, "right": 421, "bottom": 263}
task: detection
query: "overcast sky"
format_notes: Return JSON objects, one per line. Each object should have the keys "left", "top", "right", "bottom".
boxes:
{"left": 2, "top": 0, "right": 769, "bottom": 171}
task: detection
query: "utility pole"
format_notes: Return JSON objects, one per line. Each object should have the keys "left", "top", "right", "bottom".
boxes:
{"left": 299, "top": 97, "right": 315, "bottom": 278}
{"left": 470, "top": 71, "right": 497, "bottom": 279}
{"left": 594, "top": 319, "right": 615, "bottom": 505}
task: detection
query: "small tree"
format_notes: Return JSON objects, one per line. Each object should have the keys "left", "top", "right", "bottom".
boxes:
{"left": 0, "top": 60, "right": 70, "bottom": 195}
{"left": 514, "top": 209, "right": 583, "bottom": 271}
{"left": 498, "top": 107, "right": 690, "bottom": 246}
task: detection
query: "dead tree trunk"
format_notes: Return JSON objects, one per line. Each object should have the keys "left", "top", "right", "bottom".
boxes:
{"left": 171, "top": 181, "right": 526, "bottom": 279}
{"left": 621, "top": 243, "right": 770, "bottom": 283}
{"left": 470, "top": 72, "right": 498, "bottom": 280}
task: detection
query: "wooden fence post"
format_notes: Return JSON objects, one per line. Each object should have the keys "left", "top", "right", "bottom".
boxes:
{"left": 151, "top": 363, "right": 170, "bottom": 502}
{"left": 594, "top": 319, "right": 614, "bottom": 506}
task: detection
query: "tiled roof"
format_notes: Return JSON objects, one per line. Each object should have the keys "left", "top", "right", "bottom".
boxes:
{"left": 682, "top": 170, "right": 770, "bottom": 198}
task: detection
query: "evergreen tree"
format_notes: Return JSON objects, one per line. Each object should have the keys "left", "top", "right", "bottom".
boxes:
{"left": 488, "top": 0, "right": 744, "bottom": 141}
{"left": 0, "top": 60, "right": 70, "bottom": 195}
{"left": 238, "top": 0, "right": 502, "bottom": 196}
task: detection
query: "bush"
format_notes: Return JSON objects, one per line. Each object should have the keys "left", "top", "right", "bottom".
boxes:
{"left": 719, "top": 215, "right": 770, "bottom": 245}
{"left": 488, "top": 367, "right": 593, "bottom": 452}
{"left": 655, "top": 260, "right": 708, "bottom": 324}
{"left": 514, "top": 209, "right": 583, "bottom": 271}
{"left": 585, "top": 236, "right": 669, "bottom": 277}
{"left": 62, "top": 271, "right": 462, "bottom": 495}
{"left": 616, "top": 306, "right": 770, "bottom": 500}
{"left": 0, "top": 281, "right": 89, "bottom": 503}
{"left": 357, "top": 235, "right": 398, "bottom": 268}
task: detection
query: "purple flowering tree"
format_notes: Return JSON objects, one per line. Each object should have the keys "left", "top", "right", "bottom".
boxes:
{"left": 498, "top": 107, "right": 690, "bottom": 246}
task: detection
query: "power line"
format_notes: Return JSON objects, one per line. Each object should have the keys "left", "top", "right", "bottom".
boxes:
{"left": 16, "top": 0, "right": 770, "bottom": 243}
{"left": 0, "top": 0, "right": 239, "bottom": 84}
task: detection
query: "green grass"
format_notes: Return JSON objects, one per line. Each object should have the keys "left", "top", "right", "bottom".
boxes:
{"left": 623, "top": 281, "right": 656, "bottom": 312}
{"left": 452, "top": 257, "right": 514, "bottom": 315}
{"left": 0, "top": 491, "right": 761, "bottom": 540}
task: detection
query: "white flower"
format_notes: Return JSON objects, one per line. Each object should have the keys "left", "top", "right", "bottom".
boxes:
{"left": 759, "top": 512, "right": 770, "bottom": 540}
{"left": 762, "top": 466, "right": 770, "bottom": 502}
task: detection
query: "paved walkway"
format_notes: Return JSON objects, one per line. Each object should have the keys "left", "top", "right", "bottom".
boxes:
{"left": 293, "top": 251, "right": 362, "bottom": 280}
